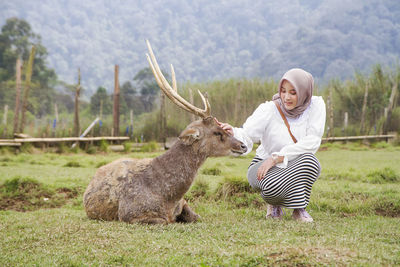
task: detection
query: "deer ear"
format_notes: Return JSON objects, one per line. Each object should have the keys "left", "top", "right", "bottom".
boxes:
{"left": 179, "top": 127, "right": 202, "bottom": 145}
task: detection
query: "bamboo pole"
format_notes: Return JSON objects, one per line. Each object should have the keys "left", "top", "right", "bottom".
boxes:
{"left": 74, "top": 68, "right": 81, "bottom": 136}
{"left": 160, "top": 91, "right": 166, "bottom": 143}
{"left": 383, "top": 76, "right": 398, "bottom": 134}
{"left": 343, "top": 112, "right": 348, "bottom": 136}
{"left": 234, "top": 82, "right": 242, "bottom": 125}
{"left": 71, "top": 117, "right": 100, "bottom": 148}
{"left": 329, "top": 87, "right": 334, "bottom": 137}
{"left": 360, "top": 82, "right": 369, "bottom": 134}
{"left": 13, "top": 58, "right": 22, "bottom": 134}
{"left": 130, "top": 109, "right": 134, "bottom": 139}
{"left": 19, "top": 46, "right": 36, "bottom": 133}
{"left": 2, "top": 105, "right": 8, "bottom": 137}
{"left": 54, "top": 103, "right": 59, "bottom": 122}
{"left": 188, "top": 88, "right": 196, "bottom": 122}
{"left": 113, "top": 65, "right": 120, "bottom": 136}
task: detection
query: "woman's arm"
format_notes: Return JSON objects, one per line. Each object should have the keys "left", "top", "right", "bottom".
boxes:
{"left": 215, "top": 102, "right": 272, "bottom": 156}
{"left": 272, "top": 97, "right": 326, "bottom": 167}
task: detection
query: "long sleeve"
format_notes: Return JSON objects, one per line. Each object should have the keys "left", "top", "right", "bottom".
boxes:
{"left": 232, "top": 102, "right": 273, "bottom": 155}
{"left": 272, "top": 97, "right": 326, "bottom": 167}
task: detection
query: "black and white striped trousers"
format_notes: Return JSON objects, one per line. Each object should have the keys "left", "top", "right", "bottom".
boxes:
{"left": 247, "top": 153, "right": 321, "bottom": 209}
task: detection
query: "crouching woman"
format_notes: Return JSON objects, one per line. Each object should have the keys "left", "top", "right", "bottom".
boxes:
{"left": 216, "top": 68, "right": 326, "bottom": 222}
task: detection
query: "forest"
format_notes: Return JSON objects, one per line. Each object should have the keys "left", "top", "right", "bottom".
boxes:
{"left": 1, "top": 0, "right": 399, "bottom": 95}
{"left": 0, "top": 17, "right": 399, "bottom": 142}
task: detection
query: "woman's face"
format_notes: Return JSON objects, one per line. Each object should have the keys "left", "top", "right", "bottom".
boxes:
{"left": 280, "top": 80, "right": 298, "bottom": 110}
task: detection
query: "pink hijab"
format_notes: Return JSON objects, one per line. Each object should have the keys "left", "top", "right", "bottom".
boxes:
{"left": 272, "top": 68, "right": 314, "bottom": 119}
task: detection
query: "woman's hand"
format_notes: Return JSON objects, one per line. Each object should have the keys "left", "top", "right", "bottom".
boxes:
{"left": 214, "top": 118, "right": 234, "bottom": 136}
{"left": 257, "top": 157, "right": 275, "bottom": 181}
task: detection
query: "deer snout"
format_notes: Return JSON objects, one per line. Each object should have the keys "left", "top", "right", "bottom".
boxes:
{"left": 231, "top": 140, "right": 247, "bottom": 156}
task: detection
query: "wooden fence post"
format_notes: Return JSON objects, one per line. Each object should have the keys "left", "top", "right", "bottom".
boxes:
{"left": 113, "top": 65, "right": 120, "bottom": 136}
{"left": 74, "top": 68, "right": 81, "bottom": 137}
{"left": 20, "top": 46, "right": 36, "bottom": 133}
{"left": 13, "top": 58, "right": 22, "bottom": 135}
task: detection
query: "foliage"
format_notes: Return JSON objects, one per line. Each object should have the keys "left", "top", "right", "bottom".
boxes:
{"left": 63, "top": 161, "right": 82, "bottom": 168}
{"left": 140, "top": 141, "right": 160, "bottom": 152}
{"left": 90, "top": 86, "right": 112, "bottom": 116}
{"left": 1, "top": 1, "right": 400, "bottom": 96}
{"left": 201, "top": 167, "right": 222, "bottom": 176}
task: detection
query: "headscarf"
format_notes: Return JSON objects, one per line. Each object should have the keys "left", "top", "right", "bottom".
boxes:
{"left": 272, "top": 68, "right": 314, "bottom": 119}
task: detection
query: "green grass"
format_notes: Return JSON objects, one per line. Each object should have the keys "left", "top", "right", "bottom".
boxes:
{"left": 0, "top": 146, "right": 399, "bottom": 266}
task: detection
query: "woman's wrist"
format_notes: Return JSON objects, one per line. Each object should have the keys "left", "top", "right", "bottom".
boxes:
{"left": 271, "top": 155, "right": 284, "bottom": 165}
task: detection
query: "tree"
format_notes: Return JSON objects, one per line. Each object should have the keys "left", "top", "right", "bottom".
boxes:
{"left": 90, "top": 86, "right": 112, "bottom": 116}
{"left": 0, "top": 17, "right": 56, "bottom": 85}
{"left": 0, "top": 17, "right": 57, "bottom": 124}
{"left": 120, "top": 81, "right": 140, "bottom": 115}
{"left": 134, "top": 67, "right": 162, "bottom": 112}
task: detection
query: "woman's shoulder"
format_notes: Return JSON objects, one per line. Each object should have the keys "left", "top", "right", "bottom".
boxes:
{"left": 310, "top": 96, "right": 326, "bottom": 110}
{"left": 254, "top": 100, "right": 275, "bottom": 113}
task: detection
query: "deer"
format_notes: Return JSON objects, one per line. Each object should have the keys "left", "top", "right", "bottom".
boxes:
{"left": 83, "top": 41, "right": 247, "bottom": 224}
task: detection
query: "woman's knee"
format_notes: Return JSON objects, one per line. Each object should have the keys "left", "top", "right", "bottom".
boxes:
{"left": 299, "top": 153, "right": 321, "bottom": 174}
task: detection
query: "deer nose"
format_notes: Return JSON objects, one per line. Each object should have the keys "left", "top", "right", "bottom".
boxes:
{"left": 240, "top": 143, "right": 247, "bottom": 152}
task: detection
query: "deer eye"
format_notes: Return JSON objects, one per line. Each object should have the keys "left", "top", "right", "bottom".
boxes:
{"left": 213, "top": 131, "right": 224, "bottom": 141}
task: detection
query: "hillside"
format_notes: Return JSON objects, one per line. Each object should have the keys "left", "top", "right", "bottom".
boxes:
{"left": 1, "top": 0, "right": 399, "bottom": 96}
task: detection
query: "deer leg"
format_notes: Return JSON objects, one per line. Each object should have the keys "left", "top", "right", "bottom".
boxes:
{"left": 118, "top": 193, "right": 169, "bottom": 224}
{"left": 175, "top": 199, "right": 200, "bottom": 223}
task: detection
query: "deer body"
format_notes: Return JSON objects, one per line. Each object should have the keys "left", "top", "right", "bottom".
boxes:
{"left": 84, "top": 119, "right": 247, "bottom": 224}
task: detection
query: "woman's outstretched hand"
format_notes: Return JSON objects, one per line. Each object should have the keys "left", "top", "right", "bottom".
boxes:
{"left": 214, "top": 118, "right": 234, "bottom": 136}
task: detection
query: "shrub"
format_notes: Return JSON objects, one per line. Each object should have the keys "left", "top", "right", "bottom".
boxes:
{"left": 95, "top": 161, "right": 109, "bottom": 168}
{"left": 188, "top": 179, "right": 210, "bottom": 199}
{"left": 123, "top": 142, "right": 132, "bottom": 153}
{"left": 56, "top": 143, "right": 68, "bottom": 154}
{"left": 215, "top": 176, "right": 263, "bottom": 208}
{"left": 99, "top": 140, "right": 109, "bottom": 152}
{"left": 63, "top": 161, "right": 82, "bottom": 168}
{"left": 0, "top": 176, "right": 78, "bottom": 211}
{"left": 140, "top": 141, "right": 159, "bottom": 152}
{"left": 215, "top": 176, "right": 256, "bottom": 199}
{"left": 86, "top": 145, "right": 97, "bottom": 154}
{"left": 201, "top": 167, "right": 222, "bottom": 176}
{"left": 366, "top": 167, "right": 400, "bottom": 183}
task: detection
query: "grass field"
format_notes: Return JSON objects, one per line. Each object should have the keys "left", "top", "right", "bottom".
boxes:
{"left": 0, "top": 143, "right": 399, "bottom": 266}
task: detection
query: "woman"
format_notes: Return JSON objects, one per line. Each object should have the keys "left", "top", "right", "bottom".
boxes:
{"left": 217, "top": 68, "right": 326, "bottom": 222}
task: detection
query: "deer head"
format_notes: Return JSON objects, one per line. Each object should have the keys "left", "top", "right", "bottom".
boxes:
{"left": 145, "top": 40, "right": 247, "bottom": 157}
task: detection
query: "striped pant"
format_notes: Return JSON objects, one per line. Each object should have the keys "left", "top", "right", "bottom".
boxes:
{"left": 247, "top": 153, "right": 321, "bottom": 209}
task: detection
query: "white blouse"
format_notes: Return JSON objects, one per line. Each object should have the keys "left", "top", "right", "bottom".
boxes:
{"left": 233, "top": 96, "right": 326, "bottom": 168}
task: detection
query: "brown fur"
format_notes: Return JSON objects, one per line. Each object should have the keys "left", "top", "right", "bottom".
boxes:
{"left": 83, "top": 117, "right": 247, "bottom": 224}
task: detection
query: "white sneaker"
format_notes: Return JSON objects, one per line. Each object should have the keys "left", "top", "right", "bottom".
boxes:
{"left": 292, "top": 208, "right": 313, "bottom": 222}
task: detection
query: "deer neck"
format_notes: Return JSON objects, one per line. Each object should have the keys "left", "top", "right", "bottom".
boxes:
{"left": 152, "top": 140, "right": 207, "bottom": 200}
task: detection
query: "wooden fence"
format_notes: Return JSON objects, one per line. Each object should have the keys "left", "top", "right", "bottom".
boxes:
{"left": 0, "top": 134, "right": 397, "bottom": 148}
{"left": 0, "top": 136, "right": 129, "bottom": 147}
{"left": 321, "top": 134, "right": 396, "bottom": 143}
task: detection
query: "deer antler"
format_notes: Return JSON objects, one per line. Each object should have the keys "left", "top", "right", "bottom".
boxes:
{"left": 145, "top": 40, "right": 211, "bottom": 118}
